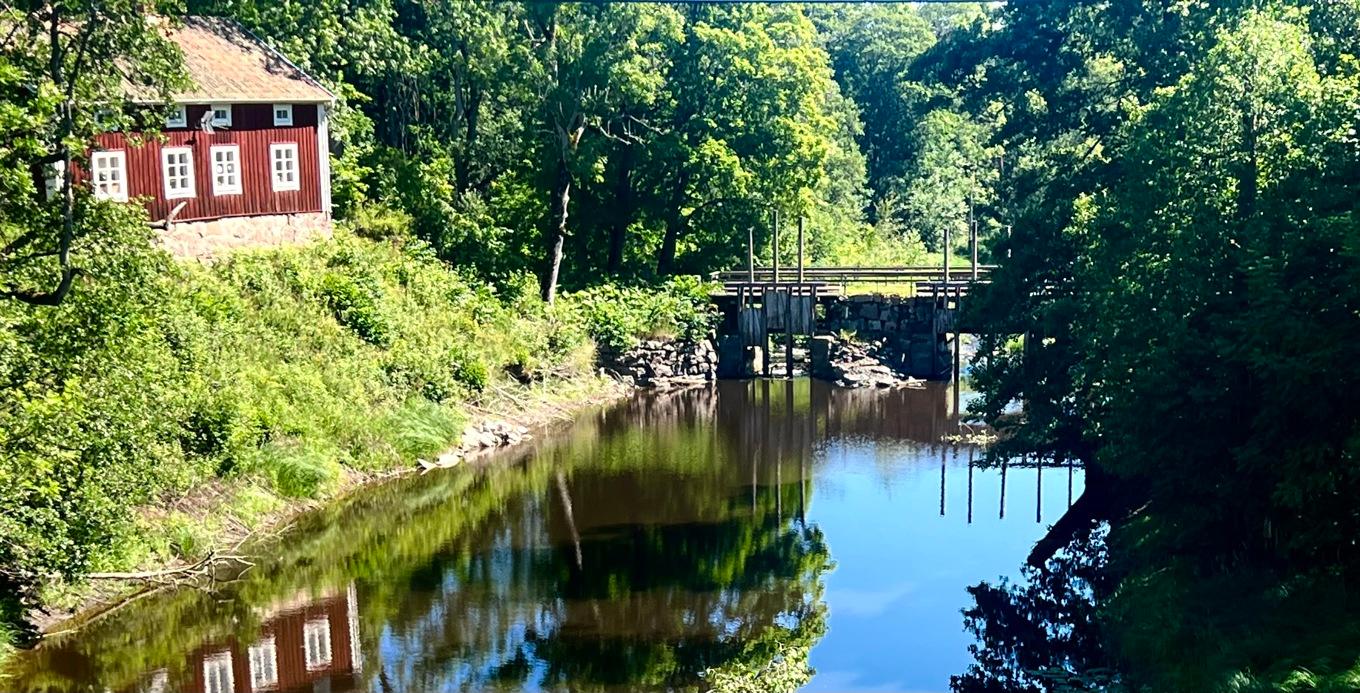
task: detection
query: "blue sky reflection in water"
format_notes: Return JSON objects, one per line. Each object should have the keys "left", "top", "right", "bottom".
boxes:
{"left": 5, "top": 379, "right": 1080, "bottom": 693}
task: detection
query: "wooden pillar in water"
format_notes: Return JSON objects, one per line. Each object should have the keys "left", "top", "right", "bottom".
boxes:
{"left": 953, "top": 286, "right": 962, "bottom": 402}
{"left": 768, "top": 210, "right": 779, "bottom": 378}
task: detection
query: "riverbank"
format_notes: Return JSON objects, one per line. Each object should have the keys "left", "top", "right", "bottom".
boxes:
{"left": 30, "top": 371, "right": 629, "bottom": 642}
{"left": 0, "top": 224, "right": 716, "bottom": 656}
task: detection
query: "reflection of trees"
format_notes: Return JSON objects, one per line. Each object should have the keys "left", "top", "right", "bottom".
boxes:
{"left": 952, "top": 528, "right": 1118, "bottom": 693}
{"left": 11, "top": 383, "right": 839, "bottom": 693}
{"left": 372, "top": 388, "right": 832, "bottom": 692}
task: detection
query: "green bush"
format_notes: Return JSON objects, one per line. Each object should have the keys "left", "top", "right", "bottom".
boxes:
{"left": 560, "top": 276, "right": 720, "bottom": 353}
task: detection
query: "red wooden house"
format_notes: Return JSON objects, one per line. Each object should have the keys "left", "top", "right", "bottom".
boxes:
{"left": 88, "top": 17, "right": 335, "bottom": 258}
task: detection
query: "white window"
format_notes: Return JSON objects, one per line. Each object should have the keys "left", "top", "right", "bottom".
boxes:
{"left": 161, "top": 146, "right": 195, "bottom": 199}
{"left": 248, "top": 636, "right": 279, "bottom": 691}
{"left": 90, "top": 151, "right": 127, "bottom": 201}
{"left": 272, "top": 104, "right": 293, "bottom": 127}
{"left": 166, "top": 104, "right": 187, "bottom": 128}
{"left": 270, "top": 143, "right": 300, "bottom": 192}
{"left": 203, "top": 651, "right": 234, "bottom": 693}
{"left": 211, "top": 145, "right": 242, "bottom": 195}
{"left": 210, "top": 103, "right": 232, "bottom": 128}
{"left": 303, "top": 617, "right": 332, "bottom": 671}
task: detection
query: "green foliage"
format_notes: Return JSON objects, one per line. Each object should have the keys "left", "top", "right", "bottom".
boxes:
{"left": 948, "top": 2, "right": 1360, "bottom": 691}
{"left": 560, "top": 277, "right": 719, "bottom": 353}
{"left": 0, "top": 216, "right": 604, "bottom": 629}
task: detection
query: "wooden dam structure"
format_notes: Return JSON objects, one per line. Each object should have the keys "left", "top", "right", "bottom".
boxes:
{"left": 710, "top": 215, "right": 993, "bottom": 382}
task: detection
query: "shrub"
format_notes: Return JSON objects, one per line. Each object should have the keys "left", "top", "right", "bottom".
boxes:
{"left": 560, "top": 277, "right": 720, "bottom": 353}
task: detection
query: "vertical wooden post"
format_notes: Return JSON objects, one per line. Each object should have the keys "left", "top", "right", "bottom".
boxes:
{"left": 772, "top": 209, "right": 780, "bottom": 286}
{"left": 747, "top": 225, "right": 755, "bottom": 284}
{"left": 797, "top": 216, "right": 805, "bottom": 285}
{"left": 943, "top": 218, "right": 951, "bottom": 286}
{"left": 970, "top": 206, "right": 979, "bottom": 282}
{"left": 954, "top": 286, "right": 962, "bottom": 410}
{"left": 785, "top": 291, "right": 794, "bottom": 378}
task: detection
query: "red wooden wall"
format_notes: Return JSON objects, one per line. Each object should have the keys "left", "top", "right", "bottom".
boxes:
{"left": 90, "top": 103, "right": 323, "bottom": 224}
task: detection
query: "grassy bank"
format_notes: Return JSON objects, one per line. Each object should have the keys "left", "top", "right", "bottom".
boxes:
{"left": 0, "top": 216, "right": 715, "bottom": 650}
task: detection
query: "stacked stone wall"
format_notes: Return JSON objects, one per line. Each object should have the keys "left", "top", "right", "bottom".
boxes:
{"left": 601, "top": 338, "right": 718, "bottom": 387}
{"left": 819, "top": 295, "right": 952, "bottom": 380}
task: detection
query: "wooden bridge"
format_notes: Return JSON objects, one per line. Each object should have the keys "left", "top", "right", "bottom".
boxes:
{"left": 706, "top": 213, "right": 994, "bottom": 382}
{"left": 710, "top": 265, "right": 995, "bottom": 299}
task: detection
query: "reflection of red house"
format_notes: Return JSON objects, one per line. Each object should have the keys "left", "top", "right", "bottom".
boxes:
{"left": 137, "top": 584, "right": 362, "bottom": 693}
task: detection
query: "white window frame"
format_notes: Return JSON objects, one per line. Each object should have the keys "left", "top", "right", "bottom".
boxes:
{"left": 210, "top": 103, "right": 232, "bottom": 128}
{"left": 303, "top": 617, "right": 332, "bottom": 671}
{"left": 272, "top": 103, "right": 293, "bottom": 127}
{"left": 210, "top": 145, "right": 242, "bottom": 196}
{"left": 90, "top": 150, "right": 128, "bottom": 202}
{"left": 166, "top": 104, "right": 187, "bottom": 129}
{"left": 270, "top": 143, "right": 300, "bottom": 192}
{"left": 203, "top": 651, "right": 234, "bottom": 693}
{"left": 248, "top": 636, "right": 279, "bottom": 691}
{"left": 161, "top": 146, "right": 196, "bottom": 200}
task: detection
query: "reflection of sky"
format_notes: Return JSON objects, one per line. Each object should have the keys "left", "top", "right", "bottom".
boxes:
{"left": 805, "top": 442, "right": 1084, "bottom": 693}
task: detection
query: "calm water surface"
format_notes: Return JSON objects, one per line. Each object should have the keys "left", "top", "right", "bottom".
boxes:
{"left": 7, "top": 380, "right": 1080, "bottom": 693}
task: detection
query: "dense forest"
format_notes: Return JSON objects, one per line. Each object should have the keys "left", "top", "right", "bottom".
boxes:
{"left": 2, "top": 1, "right": 1360, "bottom": 691}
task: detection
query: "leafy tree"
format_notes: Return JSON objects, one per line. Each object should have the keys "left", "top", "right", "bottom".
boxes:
{"left": 522, "top": 3, "right": 680, "bottom": 303}
{"left": 0, "top": 2, "right": 185, "bottom": 305}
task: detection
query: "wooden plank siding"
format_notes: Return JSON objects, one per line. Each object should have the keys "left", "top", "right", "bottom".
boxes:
{"left": 87, "top": 103, "right": 323, "bottom": 224}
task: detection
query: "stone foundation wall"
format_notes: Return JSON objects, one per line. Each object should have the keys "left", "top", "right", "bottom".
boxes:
{"left": 820, "top": 295, "right": 953, "bottom": 380}
{"left": 160, "top": 212, "right": 333, "bottom": 260}
{"left": 601, "top": 338, "right": 718, "bottom": 387}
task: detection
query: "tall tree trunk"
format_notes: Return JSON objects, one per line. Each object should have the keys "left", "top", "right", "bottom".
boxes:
{"left": 656, "top": 171, "right": 690, "bottom": 276}
{"left": 541, "top": 157, "right": 571, "bottom": 304}
{"left": 455, "top": 86, "right": 482, "bottom": 194}
{"left": 1237, "top": 98, "right": 1258, "bottom": 224}
{"left": 605, "top": 147, "right": 634, "bottom": 274}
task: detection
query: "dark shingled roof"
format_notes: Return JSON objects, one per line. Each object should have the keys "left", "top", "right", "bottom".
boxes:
{"left": 130, "top": 16, "right": 333, "bottom": 104}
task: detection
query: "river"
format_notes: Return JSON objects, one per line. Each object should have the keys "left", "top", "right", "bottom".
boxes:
{"left": 5, "top": 379, "right": 1081, "bottom": 693}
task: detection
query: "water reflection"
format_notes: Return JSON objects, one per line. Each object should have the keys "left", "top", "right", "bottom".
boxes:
{"left": 5, "top": 381, "right": 1080, "bottom": 693}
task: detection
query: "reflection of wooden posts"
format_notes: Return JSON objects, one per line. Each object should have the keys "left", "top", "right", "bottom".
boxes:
{"left": 1000, "top": 456, "right": 1008, "bottom": 520}
{"left": 1035, "top": 457, "right": 1044, "bottom": 523}
{"left": 939, "top": 445, "right": 947, "bottom": 517}
{"left": 1067, "top": 459, "right": 1075, "bottom": 507}
{"left": 967, "top": 448, "right": 974, "bottom": 525}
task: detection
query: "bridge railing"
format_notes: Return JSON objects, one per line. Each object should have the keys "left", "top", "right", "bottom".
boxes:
{"left": 710, "top": 265, "right": 995, "bottom": 298}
